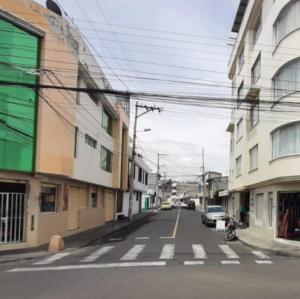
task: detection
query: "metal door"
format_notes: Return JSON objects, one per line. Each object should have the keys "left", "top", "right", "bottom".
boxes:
{"left": 0, "top": 193, "right": 25, "bottom": 243}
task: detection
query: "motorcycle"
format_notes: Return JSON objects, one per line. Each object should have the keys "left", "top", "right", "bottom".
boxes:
{"left": 224, "top": 217, "right": 237, "bottom": 241}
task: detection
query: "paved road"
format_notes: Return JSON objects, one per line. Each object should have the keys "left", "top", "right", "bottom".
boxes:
{"left": 1, "top": 208, "right": 300, "bottom": 299}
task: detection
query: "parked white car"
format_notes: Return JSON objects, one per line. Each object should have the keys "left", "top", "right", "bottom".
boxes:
{"left": 202, "top": 205, "right": 227, "bottom": 226}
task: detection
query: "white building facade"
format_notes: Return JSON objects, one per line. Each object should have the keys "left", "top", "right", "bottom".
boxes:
{"left": 227, "top": 0, "right": 300, "bottom": 241}
{"left": 118, "top": 154, "right": 151, "bottom": 218}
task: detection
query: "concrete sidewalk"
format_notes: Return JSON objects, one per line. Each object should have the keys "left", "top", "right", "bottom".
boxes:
{"left": 0, "top": 210, "right": 156, "bottom": 265}
{"left": 238, "top": 228, "right": 300, "bottom": 257}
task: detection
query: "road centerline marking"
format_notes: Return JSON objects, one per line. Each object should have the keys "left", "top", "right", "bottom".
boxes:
{"left": 135, "top": 237, "right": 149, "bottom": 240}
{"left": 172, "top": 209, "right": 181, "bottom": 239}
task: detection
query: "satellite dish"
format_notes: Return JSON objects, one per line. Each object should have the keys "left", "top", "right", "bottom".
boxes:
{"left": 46, "top": 0, "right": 62, "bottom": 16}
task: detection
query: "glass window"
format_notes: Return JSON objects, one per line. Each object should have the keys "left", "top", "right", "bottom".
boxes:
{"left": 40, "top": 186, "right": 57, "bottom": 213}
{"left": 251, "top": 54, "right": 261, "bottom": 84}
{"left": 272, "top": 122, "right": 300, "bottom": 159}
{"left": 273, "top": 58, "right": 300, "bottom": 101}
{"left": 91, "top": 191, "right": 98, "bottom": 208}
{"left": 237, "top": 118, "right": 243, "bottom": 140}
{"left": 101, "top": 146, "right": 113, "bottom": 172}
{"left": 138, "top": 167, "right": 142, "bottom": 182}
{"left": 274, "top": 0, "right": 300, "bottom": 46}
{"left": 255, "top": 193, "right": 264, "bottom": 226}
{"left": 250, "top": 100, "right": 259, "bottom": 129}
{"left": 236, "top": 155, "right": 242, "bottom": 176}
{"left": 102, "top": 109, "right": 113, "bottom": 136}
{"left": 207, "top": 206, "right": 224, "bottom": 213}
{"left": 253, "top": 13, "right": 262, "bottom": 43}
{"left": 250, "top": 145, "right": 258, "bottom": 171}
{"left": 85, "top": 134, "right": 97, "bottom": 148}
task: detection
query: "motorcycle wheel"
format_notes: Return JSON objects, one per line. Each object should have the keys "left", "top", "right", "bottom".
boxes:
{"left": 224, "top": 230, "right": 236, "bottom": 241}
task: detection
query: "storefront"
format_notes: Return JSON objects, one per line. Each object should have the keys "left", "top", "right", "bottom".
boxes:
{"left": 278, "top": 192, "right": 300, "bottom": 240}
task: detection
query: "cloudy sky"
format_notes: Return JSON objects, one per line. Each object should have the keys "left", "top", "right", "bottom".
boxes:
{"left": 37, "top": 0, "right": 240, "bottom": 180}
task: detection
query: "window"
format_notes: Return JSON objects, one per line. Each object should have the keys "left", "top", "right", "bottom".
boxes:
{"left": 237, "top": 81, "right": 244, "bottom": 106}
{"left": 251, "top": 54, "right": 261, "bottom": 84}
{"left": 273, "top": 58, "right": 300, "bottom": 101}
{"left": 238, "top": 47, "right": 245, "bottom": 71}
{"left": 85, "top": 134, "right": 97, "bottom": 148}
{"left": 74, "top": 127, "right": 78, "bottom": 157}
{"left": 268, "top": 192, "right": 273, "bottom": 228}
{"left": 274, "top": 0, "right": 300, "bottom": 46}
{"left": 102, "top": 109, "right": 113, "bottom": 136}
{"left": 101, "top": 146, "right": 113, "bottom": 172}
{"left": 236, "top": 155, "right": 242, "bottom": 177}
{"left": 250, "top": 100, "right": 259, "bottom": 129}
{"left": 249, "top": 145, "right": 258, "bottom": 171}
{"left": 230, "top": 136, "right": 234, "bottom": 153}
{"left": 272, "top": 122, "right": 300, "bottom": 159}
{"left": 145, "top": 173, "right": 148, "bottom": 185}
{"left": 91, "top": 191, "right": 98, "bottom": 208}
{"left": 255, "top": 193, "right": 264, "bottom": 226}
{"left": 40, "top": 186, "right": 57, "bottom": 213}
{"left": 253, "top": 13, "right": 262, "bottom": 43}
{"left": 237, "top": 118, "right": 243, "bottom": 140}
{"left": 138, "top": 167, "right": 142, "bottom": 182}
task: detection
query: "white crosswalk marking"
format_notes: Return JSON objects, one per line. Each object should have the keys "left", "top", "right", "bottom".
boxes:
{"left": 218, "top": 245, "right": 239, "bottom": 259}
{"left": 120, "top": 245, "right": 145, "bottom": 261}
{"left": 221, "top": 260, "right": 240, "bottom": 265}
{"left": 80, "top": 246, "right": 114, "bottom": 263}
{"left": 192, "top": 244, "right": 207, "bottom": 259}
{"left": 159, "top": 244, "right": 175, "bottom": 260}
{"left": 184, "top": 261, "right": 204, "bottom": 266}
{"left": 33, "top": 253, "right": 71, "bottom": 265}
{"left": 255, "top": 260, "right": 273, "bottom": 264}
{"left": 251, "top": 251, "right": 270, "bottom": 259}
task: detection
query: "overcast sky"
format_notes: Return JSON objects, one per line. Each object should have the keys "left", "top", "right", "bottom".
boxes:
{"left": 37, "top": 0, "right": 240, "bottom": 181}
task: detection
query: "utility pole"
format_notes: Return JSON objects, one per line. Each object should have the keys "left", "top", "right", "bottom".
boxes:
{"left": 202, "top": 147, "right": 206, "bottom": 210}
{"left": 163, "top": 171, "right": 167, "bottom": 202}
{"left": 155, "top": 153, "right": 168, "bottom": 207}
{"left": 128, "top": 102, "right": 162, "bottom": 221}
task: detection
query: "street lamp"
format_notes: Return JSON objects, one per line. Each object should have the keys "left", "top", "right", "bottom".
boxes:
{"left": 136, "top": 128, "right": 151, "bottom": 133}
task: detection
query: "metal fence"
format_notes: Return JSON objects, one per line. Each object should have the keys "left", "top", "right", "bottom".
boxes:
{"left": 0, "top": 193, "right": 25, "bottom": 243}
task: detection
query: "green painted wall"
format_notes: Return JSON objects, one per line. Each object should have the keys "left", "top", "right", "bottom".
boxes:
{"left": 0, "top": 19, "right": 39, "bottom": 172}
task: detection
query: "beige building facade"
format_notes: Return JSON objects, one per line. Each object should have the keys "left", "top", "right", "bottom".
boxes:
{"left": 227, "top": 0, "right": 300, "bottom": 241}
{"left": 0, "top": 0, "right": 129, "bottom": 251}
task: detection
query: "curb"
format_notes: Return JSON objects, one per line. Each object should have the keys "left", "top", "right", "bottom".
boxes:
{"left": 238, "top": 236, "right": 300, "bottom": 258}
{"left": 0, "top": 212, "right": 155, "bottom": 265}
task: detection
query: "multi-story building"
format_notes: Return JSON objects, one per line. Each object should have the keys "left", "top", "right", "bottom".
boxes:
{"left": 227, "top": 0, "right": 300, "bottom": 241}
{"left": 0, "top": 0, "right": 129, "bottom": 250}
{"left": 118, "top": 152, "right": 151, "bottom": 217}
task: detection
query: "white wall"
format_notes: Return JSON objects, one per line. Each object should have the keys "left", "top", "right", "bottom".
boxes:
{"left": 228, "top": 0, "right": 300, "bottom": 192}
{"left": 73, "top": 80, "right": 114, "bottom": 187}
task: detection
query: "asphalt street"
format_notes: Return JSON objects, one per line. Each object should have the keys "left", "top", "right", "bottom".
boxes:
{"left": 1, "top": 208, "right": 300, "bottom": 299}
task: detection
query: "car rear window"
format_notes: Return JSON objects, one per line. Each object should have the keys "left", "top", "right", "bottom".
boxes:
{"left": 207, "top": 207, "right": 224, "bottom": 213}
